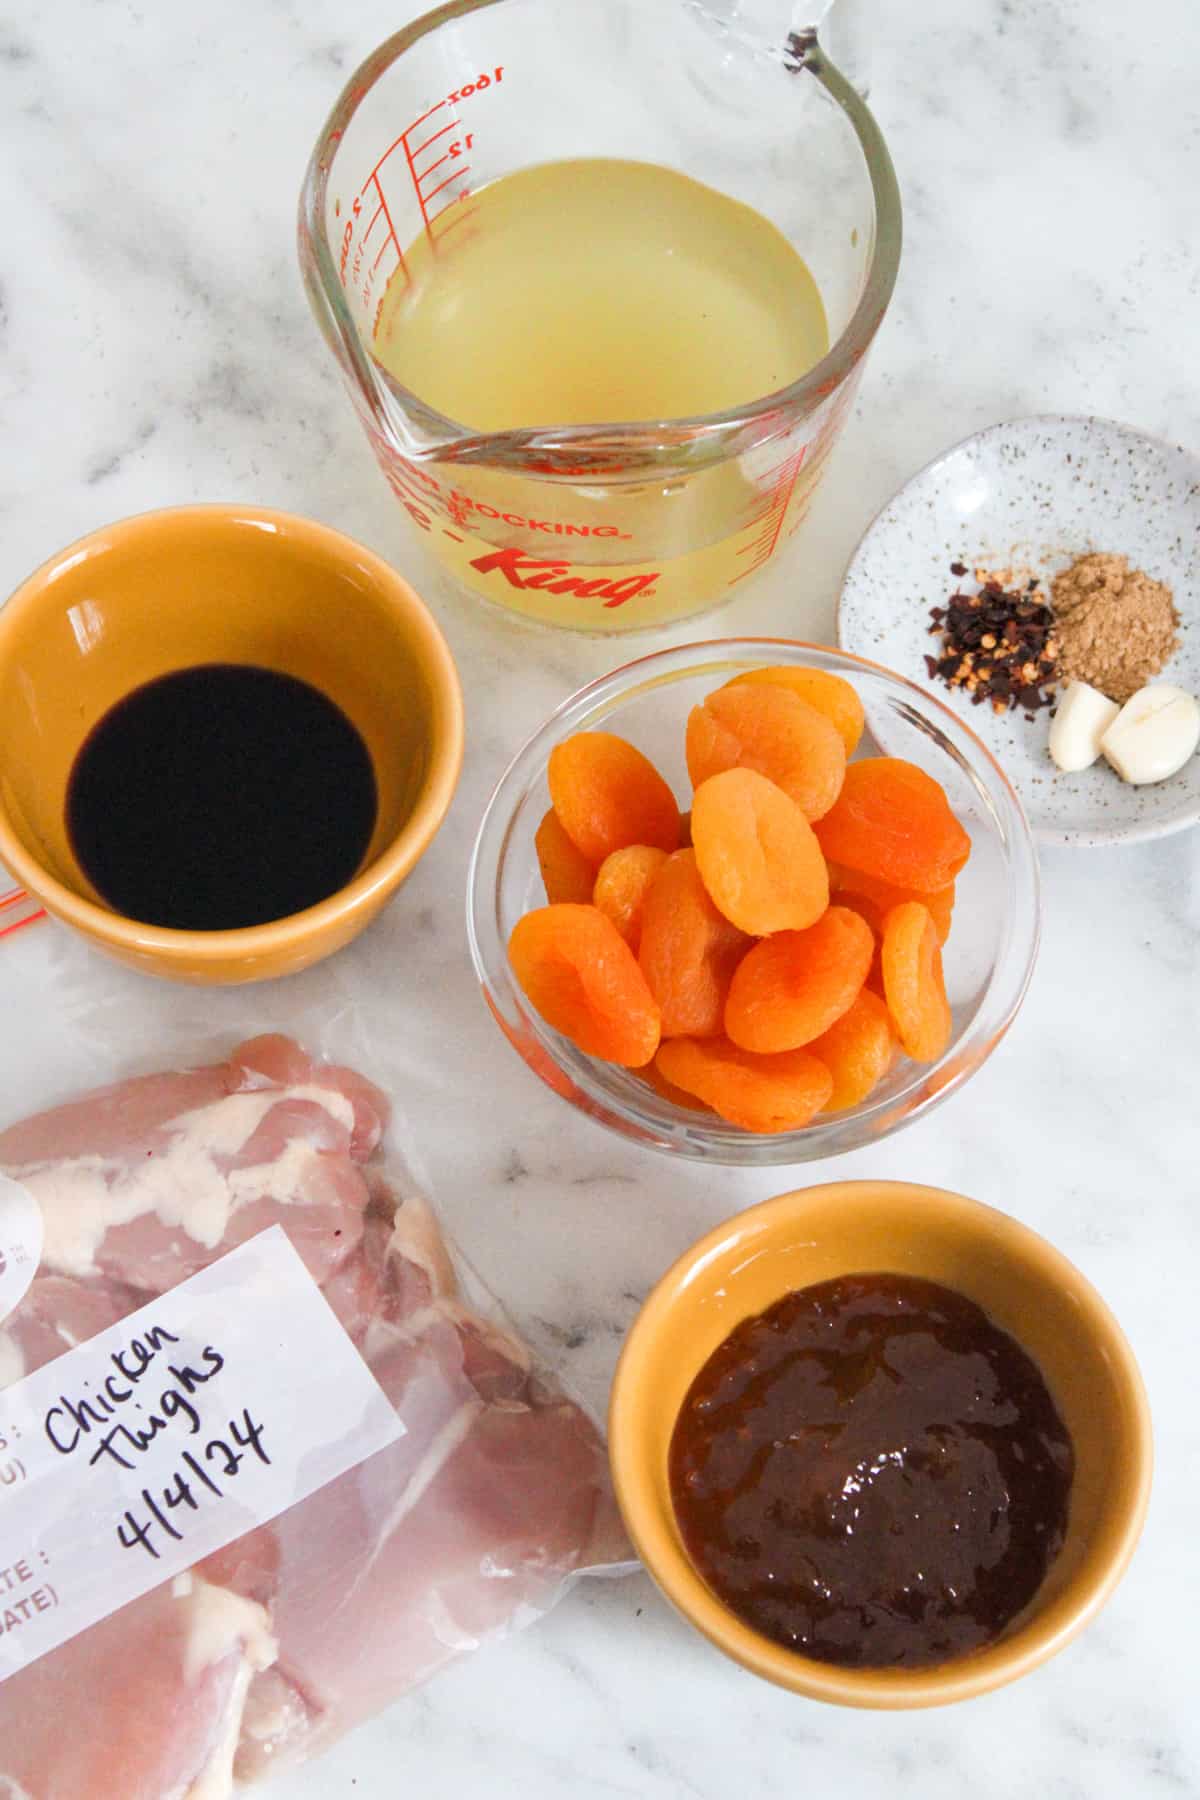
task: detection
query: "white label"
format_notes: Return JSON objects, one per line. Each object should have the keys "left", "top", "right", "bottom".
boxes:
{"left": 0, "top": 1226, "right": 403, "bottom": 1680}
{"left": 0, "top": 1176, "right": 42, "bottom": 1328}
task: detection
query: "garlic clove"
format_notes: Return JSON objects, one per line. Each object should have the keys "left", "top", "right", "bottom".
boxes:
{"left": 1048, "top": 680, "right": 1121, "bottom": 773}
{"left": 1100, "top": 683, "right": 1200, "bottom": 785}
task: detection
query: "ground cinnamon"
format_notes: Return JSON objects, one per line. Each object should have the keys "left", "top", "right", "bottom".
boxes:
{"left": 1050, "top": 553, "right": 1179, "bottom": 703}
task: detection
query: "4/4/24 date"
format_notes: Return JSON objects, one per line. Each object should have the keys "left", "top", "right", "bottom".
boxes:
{"left": 117, "top": 1409, "right": 269, "bottom": 1560}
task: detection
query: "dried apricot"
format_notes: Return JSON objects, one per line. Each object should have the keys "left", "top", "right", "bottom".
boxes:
{"left": 725, "top": 666, "right": 865, "bottom": 754}
{"left": 827, "top": 860, "right": 955, "bottom": 944}
{"left": 509, "top": 904, "right": 661, "bottom": 1067}
{"left": 592, "top": 845, "right": 668, "bottom": 950}
{"left": 880, "top": 901, "right": 952, "bottom": 1063}
{"left": 638, "top": 849, "right": 750, "bottom": 1037}
{"left": 724, "top": 905, "right": 874, "bottom": 1053}
{"left": 827, "top": 884, "right": 884, "bottom": 941}
{"left": 809, "top": 989, "right": 897, "bottom": 1111}
{"left": 831, "top": 891, "right": 886, "bottom": 993}
{"left": 535, "top": 806, "right": 597, "bottom": 904}
{"left": 655, "top": 1036, "right": 833, "bottom": 1134}
{"left": 638, "top": 1059, "right": 713, "bottom": 1113}
{"left": 548, "top": 731, "right": 681, "bottom": 864}
{"left": 691, "top": 769, "right": 828, "bottom": 936}
{"left": 686, "top": 684, "right": 846, "bottom": 821}
{"left": 813, "top": 758, "right": 971, "bottom": 893}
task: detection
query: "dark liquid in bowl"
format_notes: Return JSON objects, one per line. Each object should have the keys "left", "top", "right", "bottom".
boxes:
{"left": 669, "top": 1273, "right": 1074, "bottom": 1670}
{"left": 67, "top": 664, "right": 377, "bottom": 931}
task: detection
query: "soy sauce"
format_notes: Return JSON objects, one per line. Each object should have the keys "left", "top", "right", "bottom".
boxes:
{"left": 67, "top": 665, "right": 377, "bottom": 930}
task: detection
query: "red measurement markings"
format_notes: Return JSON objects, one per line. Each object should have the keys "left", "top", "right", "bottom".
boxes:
{"left": 408, "top": 120, "right": 456, "bottom": 162}
{"left": 360, "top": 200, "right": 385, "bottom": 247}
{"left": 422, "top": 165, "right": 471, "bottom": 208}
{"left": 365, "top": 170, "right": 405, "bottom": 279}
{"left": 401, "top": 107, "right": 474, "bottom": 237}
{"left": 357, "top": 66, "right": 503, "bottom": 260}
{"left": 362, "top": 102, "right": 441, "bottom": 189}
{"left": 416, "top": 148, "right": 455, "bottom": 183}
{"left": 729, "top": 447, "right": 809, "bottom": 586}
{"left": 429, "top": 200, "right": 479, "bottom": 248}
{"left": 0, "top": 887, "right": 45, "bottom": 940}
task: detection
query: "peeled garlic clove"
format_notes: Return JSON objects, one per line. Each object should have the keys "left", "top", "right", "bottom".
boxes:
{"left": 1100, "top": 684, "right": 1200, "bottom": 785}
{"left": 1048, "top": 680, "right": 1121, "bottom": 772}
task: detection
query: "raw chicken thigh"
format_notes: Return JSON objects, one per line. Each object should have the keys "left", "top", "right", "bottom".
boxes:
{"left": 0, "top": 1037, "right": 620, "bottom": 1798}
{"left": 0, "top": 1034, "right": 387, "bottom": 1297}
{"left": 0, "top": 1575, "right": 274, "bottom": 1800}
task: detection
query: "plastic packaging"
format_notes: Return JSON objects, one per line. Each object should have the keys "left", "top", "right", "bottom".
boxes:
{"left": 0, "top": 1004, "right": 627, "bottom": 1797}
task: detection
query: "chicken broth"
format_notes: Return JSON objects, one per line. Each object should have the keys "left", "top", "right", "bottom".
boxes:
{"left": 66, "top": 665, "right": 377, "bottom": 931}
{"left": 373, "top": 159, "right": 828, "bottom": 432}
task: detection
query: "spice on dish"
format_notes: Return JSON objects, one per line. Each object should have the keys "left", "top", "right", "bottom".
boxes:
{"left": 1051, "top": 552, "right": 1179, "bottom": 703}
{"left": 925, "top": 568, "right": 1059, "bottom": 717}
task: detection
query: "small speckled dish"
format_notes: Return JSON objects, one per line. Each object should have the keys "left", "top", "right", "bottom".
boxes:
{"left": 838, "top": 415, "right": 1200, "bottom": 846}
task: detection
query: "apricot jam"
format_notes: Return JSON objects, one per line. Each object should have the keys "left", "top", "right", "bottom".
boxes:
{"left": 669, "top": 1274, "right": 1073, "bottom": 1669}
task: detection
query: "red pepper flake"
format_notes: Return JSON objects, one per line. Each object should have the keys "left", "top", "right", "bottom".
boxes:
{"left": 924, "top": 563, "right": 1060, "bottom": 717}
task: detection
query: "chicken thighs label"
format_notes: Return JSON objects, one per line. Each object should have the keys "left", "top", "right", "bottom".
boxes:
{"left": 0, "top": 1176, "right": 42, "bottom": 1329}
{"left": 0, "top": 1036, "right": 618, "bottom": 1792}
{"left": 0, "top": 1226, "right": 402, "bottom": 1681}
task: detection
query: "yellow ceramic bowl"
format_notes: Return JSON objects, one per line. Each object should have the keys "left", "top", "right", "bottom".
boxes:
{"left": 0, "top": 505, "right": 463, "bottom": 982}
{"left": 609, "top": 1181, "right": 1152, "bottom": 1709}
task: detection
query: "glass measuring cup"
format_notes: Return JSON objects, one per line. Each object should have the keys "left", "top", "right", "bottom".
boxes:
{"left": 299, "top": 0, "right": 901, "bottom": 633}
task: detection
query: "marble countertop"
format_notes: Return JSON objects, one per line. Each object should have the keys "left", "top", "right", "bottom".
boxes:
{"left": 1, "top": 0, "right": 1198, "bottom": 1793}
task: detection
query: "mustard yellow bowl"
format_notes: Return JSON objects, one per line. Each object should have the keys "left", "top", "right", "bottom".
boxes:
{"left": 0, "top": 505, "right": 463, "bottom": 982}
{"left": 609, "top": 1180, "right": 1152, "bottom": 1709}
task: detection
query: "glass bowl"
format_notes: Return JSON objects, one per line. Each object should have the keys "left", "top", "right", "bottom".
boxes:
{"left": 467, "top": 640, "right": 1040, "bottom": 1165}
